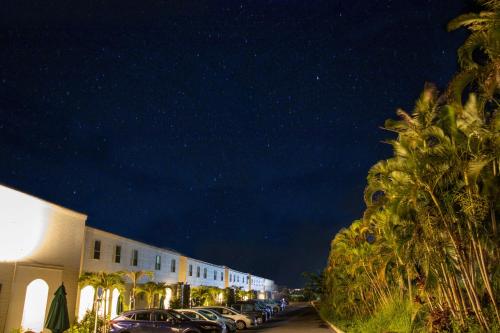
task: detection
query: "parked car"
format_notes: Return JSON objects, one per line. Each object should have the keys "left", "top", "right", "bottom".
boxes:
{"left": 109, "top": 309, "right": 223, "bottom": 333}
{"left": 262, "top": 300, "right": 282, "bottom": 313}
{"left": 193, "top": 309, "right": 238, "bottom": 333}
{"left": 177, "top": 309, "right": 236, "bottom": 333}
{"left": 230, "top": 302, "right": 267, "bottom": 323}
{"left": 234, "top": 300, "right": 272, "bottom": 319}
{"left": 194, "top": 306, "right": 257, "bottom": 330}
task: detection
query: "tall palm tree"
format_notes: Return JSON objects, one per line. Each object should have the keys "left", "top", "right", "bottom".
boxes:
{"left": 119, "top": 270, "right": 153, "bottom": 310}
{"left": 447, "top": 1, "right": 499, "bottom": 112}
{"left": 324, "top": 86, "right": 499, "bottom": 330}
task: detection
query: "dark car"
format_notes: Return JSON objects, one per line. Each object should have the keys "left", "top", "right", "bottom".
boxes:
{"left": 249, "top": 300, "right": 274, "bottom": 316}
{"left": 230, "top": 303, "right": 267, "bottom": 324}
{"left": 234, "top": 301, "right": 272, "bottom": 318}
{"left": 109, "top": 309, "right": 223, "bottom": 333}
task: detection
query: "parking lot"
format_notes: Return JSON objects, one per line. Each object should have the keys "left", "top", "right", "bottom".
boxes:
{"left": 247, "top": 303, "right": 333, "bottom": 333}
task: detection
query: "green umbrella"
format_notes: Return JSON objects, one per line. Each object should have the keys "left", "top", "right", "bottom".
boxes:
{"left": 45, "top": 284, "right": 70, "bottom": 333}
{"left": 116, "top": 294, "right": 124, "bottom": 315}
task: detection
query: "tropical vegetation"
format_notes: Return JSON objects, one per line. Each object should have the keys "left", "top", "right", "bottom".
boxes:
{"left": 78, "top": 272, "right": 125, "bottom": 333}
{"left": 118, "top": 270, "right": 153, "bottom": 310}
{"left": 136, "top": 281, "right": 167, "bottom": 308}
{"left": 75, "top": 270, "right": 158, "bottom": 333}
{"left": 322, "top": 1, "right": 499, "bottom": 332}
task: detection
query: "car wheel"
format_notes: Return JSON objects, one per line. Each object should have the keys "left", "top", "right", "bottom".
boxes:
{"left": 236, "top": 321, "right": 246, "bottom": 330}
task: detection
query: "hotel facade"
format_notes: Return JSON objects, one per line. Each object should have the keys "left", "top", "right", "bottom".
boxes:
{"left": 0, "top": 185, "right": 276, "bottom": 333}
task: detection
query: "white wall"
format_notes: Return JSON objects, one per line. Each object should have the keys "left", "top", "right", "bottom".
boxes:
{"left": 264, "top": 279, "right": 275, "bottom": 292}
{"left": 0, "top": 185, "right": 87, "bottom": 333}
{"left": 185, "top": 258, "right": 225, "bottom": 289}
{"left": 83, "top": 227, "right": 180, "bottom": 284}
{"left": 227, "top": 269, "right": 249, "bottom": 291}
{"left": 251, "top": 275, "right": 266, "bottom": 292}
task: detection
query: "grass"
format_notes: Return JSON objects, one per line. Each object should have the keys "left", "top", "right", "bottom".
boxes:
{"left": 348, "top": 299, "right": 422, "bottom": 333}
{"left": 320, "top": 298, "right": 425, "bottom": 333}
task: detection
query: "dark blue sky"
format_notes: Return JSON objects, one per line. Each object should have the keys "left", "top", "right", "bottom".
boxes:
{"left": 0, "top": 0, "right": 469, "bottom": 287}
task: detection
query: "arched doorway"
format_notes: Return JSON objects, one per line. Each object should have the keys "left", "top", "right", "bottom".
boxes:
{"left": 163, "top": 288, "right": 172, "bottom": 309}
{"left": 21, "top": 279, "right": 49, "bottom": 333}
{"left": 110, "top": 288, "right": 120, "bottom": 318}
{"left": 78, "top": 285, "right": 95, "bottom": 321}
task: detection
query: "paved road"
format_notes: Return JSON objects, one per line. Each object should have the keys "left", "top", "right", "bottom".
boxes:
{"left": 248, "top": 303, "right": 333, "bottom": 333}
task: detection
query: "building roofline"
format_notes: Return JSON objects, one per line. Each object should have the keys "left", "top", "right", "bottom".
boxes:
{"left": 186, "top": 256, "right": 225, "bottom": 269}
{"left": 85, "top": 226, "right": 183, "bottom": 256}
{"left": 0, "top": 183, "right": 88, "bottom": 220}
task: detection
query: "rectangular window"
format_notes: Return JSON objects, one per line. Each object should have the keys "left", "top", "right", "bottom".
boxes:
{"left": 93, "top": 240, "right": 101, "bottom": 259}
{"left": 214, "top": 271, "right": 217, "bottom": 280}
{"left": 197, "top": 266, "right": 201, "bottom": 278}
{"left": 221, "top": 272, "right": 223, "bottom": 281}
{"left": 155, "top": 255, "right": 161, "bottom": 270}
{"left": 230, "top": 274, "right": 232, "bottom": 282}
{"left": 131, "top": 249, "right": 138, "bottom": 266}
{"left": 170, "top": 259, "right": 176, "bottom": 273}
{"left": 203, "top": 268, "right": 207, "bottom": 279}
{"left": 189, "top": 264, "right": 193, "bottom": 276}
{"left": 237, "top": 276, "right": 240, "bottom": 282}
{"left": 114, "top": 245, "right": 121, "bottom": 263}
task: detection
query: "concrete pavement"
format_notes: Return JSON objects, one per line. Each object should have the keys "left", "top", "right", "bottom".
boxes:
{"left": 248, "top": 303, "right": 334, "bottom": 333}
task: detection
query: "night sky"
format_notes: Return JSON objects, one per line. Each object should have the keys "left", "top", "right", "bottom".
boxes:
{"left": 1, "top": 0, "right": 470, "bottom": 287}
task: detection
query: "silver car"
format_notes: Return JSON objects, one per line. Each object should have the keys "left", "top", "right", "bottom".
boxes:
{"left": 177, "top": 309, "right": 229, "bottom": 333}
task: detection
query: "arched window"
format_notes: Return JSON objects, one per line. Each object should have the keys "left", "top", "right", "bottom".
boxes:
{"left": 21, "top": 279, "right": 49, "bottom": 332}
{"left": 164, "top": 288, "right": 172, "bottom": 309}
{"left": 78, "top": 285, "right": 95, "bottom": 321}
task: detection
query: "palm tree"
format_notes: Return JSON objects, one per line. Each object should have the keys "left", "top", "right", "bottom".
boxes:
{"left": 447, "top": 2, "right": 499, "bottom": 112}
{"left": 324, "top": 86, "right": 499, "bottom": 330}
{"left": 191, "top": 286, "right": 212, "bottom": 306}
{"left": 137, "top": 282, "right": 158, "bottom": 308}
{"left": 323, "top": 1, "right": 499, "bottom": 330}
{"left": 79, "top": 272, "right": 124, "bottom": 333}
{"left": 119, "top": 270, "right": 153, "bottom": 310}
{"left": 154, "top": 282, "right": 168, "bottom": 308}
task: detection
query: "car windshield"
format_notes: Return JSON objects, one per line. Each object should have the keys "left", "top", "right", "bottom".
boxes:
{"left": 225, "top": 307, "right": 239, "bottom": 314}
{"left": 167, "top": 310, "right": 190, "bottom": 321}
{"left": 180, "top": 311, "right": 198, "bottom": 320}
{"left": 198, "top": 310, "right": 218, "bottom": 321}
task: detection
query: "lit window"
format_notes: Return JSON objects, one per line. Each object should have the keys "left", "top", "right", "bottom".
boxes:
{"left": 197, "top": 266, "right": 200, "bottom": 278}
{"left": 93, "top": 240, "right": 101, "bottom": 259}
{"left": 155, "top": 255, "right": 161, "bottom": 270}
{"left": 131, "top": 249, "right": 138, "bottom": 266}
{"left": 189, "top": 264, "right": 193, "bottom": 276}
{"left": 170, "top": 259, "right": 176, "bottom": 273}
{"left": 203, "top": 268, "right": 207, "bottom": 279}
{"left": 114, "top": 245, "right": 121, "bottom": 263}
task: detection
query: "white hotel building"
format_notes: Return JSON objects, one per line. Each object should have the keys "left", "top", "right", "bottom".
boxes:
{"left": 0, "top": 185, "right": 276, "bottom": 333}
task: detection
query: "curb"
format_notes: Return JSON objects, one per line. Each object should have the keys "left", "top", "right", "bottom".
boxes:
{"left": 310, "top": 301, "right": 346, "bottom": 333}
